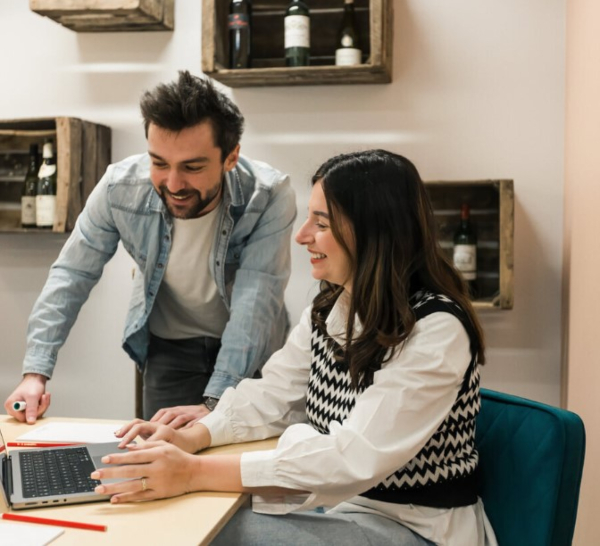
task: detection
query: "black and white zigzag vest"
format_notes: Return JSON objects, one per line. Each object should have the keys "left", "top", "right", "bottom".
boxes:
{"left": 305, "top": 291, "right": 480, "bottom": 508}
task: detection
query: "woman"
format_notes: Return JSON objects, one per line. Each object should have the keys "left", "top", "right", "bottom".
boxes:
{"left": 93, "top": 150, "right": 497, "bottom": 546}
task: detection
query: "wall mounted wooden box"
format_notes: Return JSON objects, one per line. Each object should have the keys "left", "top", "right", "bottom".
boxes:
{"left": 425, "top": 180, "right": 514, "bottom": 310}
{"left": 202, "top": 0, "right": 393, "bottom": 87}
{"left": 29, "top": 0, "right": 174, "bottom": 32}
{"left": 0, "top": 117, "right": 111, "bottom": 233}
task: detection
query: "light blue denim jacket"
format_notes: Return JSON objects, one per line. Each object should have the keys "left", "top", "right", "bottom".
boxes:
{"left": 23, "top": 153, "right": 296, "bottom": 398}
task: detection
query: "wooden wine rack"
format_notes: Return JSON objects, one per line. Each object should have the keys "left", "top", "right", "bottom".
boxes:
{"left": 202, "top": 0, "right": 393, "bottom": 87}
{"left": 29, "top": 0, "right": 174, "bottom": 32}
{"left": 425, "top": 180, "right": 514, "bottom": 310}
{"left": 0, "top": 118, "right": 111, "bottom": 233}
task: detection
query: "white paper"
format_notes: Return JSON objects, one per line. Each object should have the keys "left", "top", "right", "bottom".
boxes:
{"left": 17, "top": 422, "right": 124, "bottom": 444}
{"left": 0, "top": 521, "right": 64, "bottom": 546}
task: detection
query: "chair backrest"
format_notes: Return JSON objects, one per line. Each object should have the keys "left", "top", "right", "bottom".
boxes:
{"left": 476, "top": 389, "right": 586, "bottom": 546}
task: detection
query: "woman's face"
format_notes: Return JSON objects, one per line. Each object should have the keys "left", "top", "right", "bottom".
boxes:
{"left": 295, "top": 180, "right": 354, "bottom": 292}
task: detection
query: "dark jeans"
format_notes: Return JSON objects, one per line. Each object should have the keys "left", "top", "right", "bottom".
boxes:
{"left": 143, "top": 333, "right": 221, "bottom": 420}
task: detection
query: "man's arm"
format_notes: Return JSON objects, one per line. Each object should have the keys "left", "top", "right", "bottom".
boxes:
{"left": 5, "top": 171, "right": 121, "bottom": 423}
{"left": 206, "top": 172, "right": 297, "bottom": 397}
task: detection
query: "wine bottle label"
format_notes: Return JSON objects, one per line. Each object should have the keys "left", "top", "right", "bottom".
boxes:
{"left": 285, "top": 15, "right": 310, "bottom": 48}
{"left": 453, "top": 244, "right": 477, "bottom": 280}
{"left": 36, "top": 195, "right": 56, "bottom": 227}
{"left": 38, "top": 164, "right": 56, "bottom": 179}
{"left": 21, "top": 196, "right": 36, "bottom": 225}
{"left": 336, "top": 48, "right": 361, "bottom": 66}
{"left": 228, "top": 14, "right": 249, "bottom": 29}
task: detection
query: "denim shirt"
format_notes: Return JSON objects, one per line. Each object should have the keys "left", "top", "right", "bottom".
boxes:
{"left": 24, "top": 153, "right": 296, "bottom": 398}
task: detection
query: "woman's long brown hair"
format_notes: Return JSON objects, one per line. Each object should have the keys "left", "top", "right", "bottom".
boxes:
{"left": 311, "top": 150, "right": 486, "bottom": 388}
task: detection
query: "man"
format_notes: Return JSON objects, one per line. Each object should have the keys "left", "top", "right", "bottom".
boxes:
{"left": 4, "top": 71, "right": 296, "bottom": 427}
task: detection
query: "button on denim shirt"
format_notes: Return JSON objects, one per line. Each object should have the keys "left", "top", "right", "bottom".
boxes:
{"left": 24, "top": 153, "right": 296, "bottom": 398}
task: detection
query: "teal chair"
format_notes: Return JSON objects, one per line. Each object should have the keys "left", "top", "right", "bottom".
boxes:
{"left": 476, "top": 389, "right": 586, "bottom": 546}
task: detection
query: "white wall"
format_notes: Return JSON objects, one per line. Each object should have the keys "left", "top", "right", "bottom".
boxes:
{"left": 0, "top": 0, "right": 565, "bottom": 421}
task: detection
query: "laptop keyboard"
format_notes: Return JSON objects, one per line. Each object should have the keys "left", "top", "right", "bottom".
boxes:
{"left": 19, "top": 447, "right": 101, "bottom": 498}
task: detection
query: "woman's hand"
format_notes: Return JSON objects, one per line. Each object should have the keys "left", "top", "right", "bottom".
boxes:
{"left": 91, "top": 441, "right": 200, "bottom": 503}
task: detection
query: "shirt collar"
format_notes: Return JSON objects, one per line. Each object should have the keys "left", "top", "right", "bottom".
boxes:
{"left": 325, "top": 291, "right": 364, "bottom": 344}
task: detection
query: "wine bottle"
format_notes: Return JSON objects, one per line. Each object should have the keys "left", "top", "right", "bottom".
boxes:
{"left": 335, "top": 0, "right": 361, "bottom": 66}
{"left": 21, "top": 143, "right": 40, "bottom": 228}
{"left": 229, "top": 0, "right": 252, "bottom": 69}
{"left": 36, "top": 140, "right": 57, "bottom": 229}
{"left": 285, "top": 0, "right": 310, "bottom": 67}
{"left": 453, "top": 203, "right": 478, "bottom": 298}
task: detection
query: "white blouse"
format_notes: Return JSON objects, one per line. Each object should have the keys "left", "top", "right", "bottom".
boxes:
{"left": 200, "top": 296, "right": 498, "bottom": 546}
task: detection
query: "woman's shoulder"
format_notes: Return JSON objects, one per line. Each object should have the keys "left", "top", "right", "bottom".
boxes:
{"left": 410, "top": 289, "right": 465, "bottom": 321}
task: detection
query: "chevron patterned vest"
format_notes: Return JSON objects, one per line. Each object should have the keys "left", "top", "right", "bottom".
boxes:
{"left": 305, "top": 291, "right": 480, "bottom": 508}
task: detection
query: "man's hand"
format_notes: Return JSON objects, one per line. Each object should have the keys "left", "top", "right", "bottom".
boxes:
{"left": 114, "top": 419, "right": 210, "bottom": 453}
{"left": 4, "top": 374, "right": 50, "bottom": 424}
{"left": 149, "top": 404, "right": 211, "bottom": 429}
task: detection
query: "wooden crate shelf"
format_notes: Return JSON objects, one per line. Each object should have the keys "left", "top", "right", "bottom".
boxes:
{"left": 29, "top": 0, "right": 174, "bottom": 32}
{"left": 425, "top": 180, "right": 514, "bottom": 310}
{"left": 202, "top": 0, "right": 393, "bottom": 87}
{"left": 0, "top": 117, "right": 111, "bottom": 234}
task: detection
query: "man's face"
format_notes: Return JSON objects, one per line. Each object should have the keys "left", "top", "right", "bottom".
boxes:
{"left": 148, "top": 121, "right": 239, "bottom": 219}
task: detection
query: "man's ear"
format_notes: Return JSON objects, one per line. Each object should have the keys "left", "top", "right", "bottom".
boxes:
{"left": 224, "top": 144, "right": 240, "bottom": 172}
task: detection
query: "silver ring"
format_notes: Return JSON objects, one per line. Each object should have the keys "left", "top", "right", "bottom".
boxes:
{"left": 141, "top": 477, "right": 148, "bottom": 492}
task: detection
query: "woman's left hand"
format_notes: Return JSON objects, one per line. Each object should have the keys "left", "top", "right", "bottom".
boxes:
{"left": 91, "top": 441, "right": 200, "bottom": 503}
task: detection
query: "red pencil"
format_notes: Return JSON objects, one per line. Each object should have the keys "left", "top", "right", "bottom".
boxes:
{"left": 2, "top": 512, "right": 107, "bottom": 532}
{"left": 7, "top": 441, "right": 82, "bottom": 448}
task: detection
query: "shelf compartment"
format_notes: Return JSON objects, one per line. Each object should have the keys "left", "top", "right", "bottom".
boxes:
{"left": 0, "top": 117, "right": 111, "bottom": 233}
{"left": 29, "top": 0, "right": 174, "bottom": 32}
{"left": 202, "top": 0, "right": 393, "bottom": 87}
{"left": 425, "top": 179, "right": 514, "bottom": 310}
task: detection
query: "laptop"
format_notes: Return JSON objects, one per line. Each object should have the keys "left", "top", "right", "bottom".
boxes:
{"left": 0, "top": 428, "right": 122, "bottom": 510}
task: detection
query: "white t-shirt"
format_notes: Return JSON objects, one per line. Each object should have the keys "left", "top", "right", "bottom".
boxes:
{"left": 149, "top": 204, "right": 229, "bottom": 339}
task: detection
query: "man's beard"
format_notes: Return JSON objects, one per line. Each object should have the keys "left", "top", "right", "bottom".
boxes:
{"left": 158, "top": 181, "right": 223, "bottom": 220}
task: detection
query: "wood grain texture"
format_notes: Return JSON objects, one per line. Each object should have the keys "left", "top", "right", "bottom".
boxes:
{"left": 425, "top": 180, "right": 514, "bottom": 310}
{"left": 203, "top": 0, "right": 393, "bottom": 87}
{"left": 0, "top": 117, "right": 111, "bottom": 234}
{"left": 29, "top": 0, "right": 174, "bottom": 32}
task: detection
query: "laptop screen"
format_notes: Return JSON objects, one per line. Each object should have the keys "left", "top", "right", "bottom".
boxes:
{"left": 0, "top": 428, "right": 10, "bottom": 508}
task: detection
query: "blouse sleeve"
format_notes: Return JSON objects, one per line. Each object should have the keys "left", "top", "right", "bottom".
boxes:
{"left": 240, "top": 311, "right": 473, "bottom": 513}
{"left": 199, "top": 305, "right": 313, "bottom": 446}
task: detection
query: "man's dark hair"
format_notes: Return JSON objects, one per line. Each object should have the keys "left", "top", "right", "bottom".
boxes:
{"left": 140, "top": 70, "right": 244, "bottom": 160}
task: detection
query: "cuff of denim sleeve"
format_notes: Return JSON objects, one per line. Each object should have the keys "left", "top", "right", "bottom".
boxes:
{"left": 22, "top": 356, "right": 55, "bottom": 379}
{"left": 204, "top": 371, "right": 241, "bottom": 399}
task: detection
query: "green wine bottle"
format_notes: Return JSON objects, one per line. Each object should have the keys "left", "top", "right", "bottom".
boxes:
{"left": 35, "top": 140, "right": 57, "bottom": 229}
{"left": 453, "top": 203, "right": 478, "bottom": 298}
{"left": 335, "top": 0, "right": 361, "bottom": 66}
{"left": 285, "top": 0, "right": 310, "bottom": 67}
{"left": 21, "top": 143, "right": 40, "bottom": 228}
